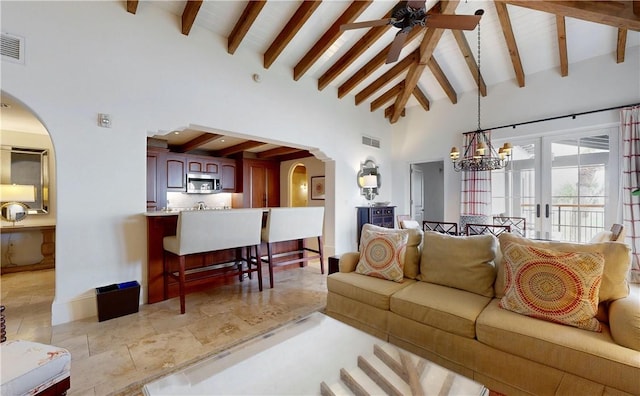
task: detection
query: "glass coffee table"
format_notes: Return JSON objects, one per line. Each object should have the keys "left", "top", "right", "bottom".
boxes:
{"left": 143, "top": 312, "right": 487, "bottom": 395}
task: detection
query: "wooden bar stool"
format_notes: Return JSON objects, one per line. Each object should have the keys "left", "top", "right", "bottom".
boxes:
{"left": 261, "top": 207, "right": 325, "bottom": 288}
{"left": 163, "top": 209, "right": 264, "bottom": 314}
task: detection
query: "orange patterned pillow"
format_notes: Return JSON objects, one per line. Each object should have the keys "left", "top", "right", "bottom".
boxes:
{"left": 499, "top": 243, "right": 605, "bottom": 332}
{"left": 356, "top": 228, "right": 408, "bottom": 282}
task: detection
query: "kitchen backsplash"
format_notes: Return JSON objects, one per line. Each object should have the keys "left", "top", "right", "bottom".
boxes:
{"left": 166, "top": 192, "right": 232, "bottom": 210}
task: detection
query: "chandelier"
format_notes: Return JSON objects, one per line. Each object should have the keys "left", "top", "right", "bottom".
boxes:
{"left": 450, "top": 10, "right": 511, "bottom": 172}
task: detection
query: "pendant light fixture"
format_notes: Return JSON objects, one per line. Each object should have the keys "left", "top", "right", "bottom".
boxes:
{"left": 450, "top": 10, "right": 512, "bottom": 172}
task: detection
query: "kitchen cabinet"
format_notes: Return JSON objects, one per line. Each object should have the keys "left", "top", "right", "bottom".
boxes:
{"left": 165, "top": 153, "right": 186, "bottom": 192}
{"left": 187, "top": 156, "right": 220, "bottom": 174}
{"left": 147, "top": 151, "right": 160, "bottom": 211}
{"left": 356, "top": 206, "right": 395, "bottom": 246}
{"left": 241, "top": 159, "right": 279, "bottom": 208}
{"left": 220, "top": 159, "right": 237, "bottom": 192}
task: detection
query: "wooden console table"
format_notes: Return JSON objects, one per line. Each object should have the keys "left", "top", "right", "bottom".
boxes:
{"left": 0, "top": 225, "right": 55, "bottom": 274}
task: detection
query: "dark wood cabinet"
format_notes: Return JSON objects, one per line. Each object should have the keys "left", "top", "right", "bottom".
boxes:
{"left": 187, "top": 156, "right": 220, "bottom": 174}
{"left": 356, "top": 206, "right": 395, "bottom": 245}
{"left": 241, "top": 159, "right": 280, "bottom": 208}
{"left": 147, "top": 152, "right": 160, "bottom": 211}
{"left": 165, "top": 153, "right": 186, "bottom": 192}
{"left": 147, "top": 149, "right": 239, "bottom": 208}
{"left": 220, "top": 159, "right": 237, "bottom": 192}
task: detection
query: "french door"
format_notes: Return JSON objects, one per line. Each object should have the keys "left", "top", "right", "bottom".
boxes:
{"left": 492, "top": 126, "right": 618, "bottom": 242}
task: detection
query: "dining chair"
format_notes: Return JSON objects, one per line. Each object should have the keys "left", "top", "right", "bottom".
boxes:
{"left": 465, "top": 223, "right": 511, "bottom": 236}
{"left": 493, "top": 216, "right": 526, "bottom": 237}
{"left": 422, "top": 220, "right": 459, "bottom": 235}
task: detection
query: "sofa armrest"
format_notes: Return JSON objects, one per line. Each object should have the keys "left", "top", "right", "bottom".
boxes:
{"left": 338, "top": 252, "right": 360, "bottom": 273}
{"left": 609, "top": 283, "right": 640, "bottom": 351}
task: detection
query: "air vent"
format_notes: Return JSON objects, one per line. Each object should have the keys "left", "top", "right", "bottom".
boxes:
{"left": 362, "top": 135, "right": 380, "bottom": 149}
{"left": 1, "top": 33, "right": 25, "bottom": 64}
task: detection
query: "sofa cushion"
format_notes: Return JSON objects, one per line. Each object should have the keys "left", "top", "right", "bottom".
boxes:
{"left": 497, "top": 233, "right": 631, "bottom": 302}
{"left": 477, "top": 299, "right": 640, "bottom": 395}
{"left": 500, "top": 242, "right": 605, "bottom": 332}
{"left": 358, "top": 224, "right": 423, "bottom": 279}
{"left": 608, "top": 284, "right": 640, "bottom": 351}
{"left": 390, "top": 282, "right": 492, "bottom": 339}
{"left": 419, "top": 232, "right": 497, "bottom": 297}
{"left": 327, "top": 272, "right": 416, "bottom": 310}
{"left": 356, "top": 226, "right": 409, "bottom": 282}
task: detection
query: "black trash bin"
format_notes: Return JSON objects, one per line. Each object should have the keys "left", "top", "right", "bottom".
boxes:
{"left": 96, "top": 281, "right": 140, "bottom": 322}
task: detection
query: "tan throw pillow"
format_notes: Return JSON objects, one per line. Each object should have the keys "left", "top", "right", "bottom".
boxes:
{"left": 498, "top": 233, "right": 631, "bottom": 302}
{"left": 400, "top": 219, "right": 420, "bottom": 229}
{"left": 419, "top": 231, "right": 497, "bottom": 297}
{"left": 499, "top": 243, "right": 604, "bottom": 332}
{"left": 359, "top": 223, "right": 423, "bottom": 279}
{"left": 356, "top": 226, "right": 409, "bottom": 282}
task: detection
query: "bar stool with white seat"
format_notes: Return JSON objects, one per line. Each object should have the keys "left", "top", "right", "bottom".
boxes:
{"left": 261, "top": 207, "right": 325, "bottom": 288}
{"left": 163, "top": 209, "right": 263, "bottom": 314}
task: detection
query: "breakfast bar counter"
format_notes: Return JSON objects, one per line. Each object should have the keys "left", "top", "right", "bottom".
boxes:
{"left": 145, "top": 210, "right": 300, "bottom": 304}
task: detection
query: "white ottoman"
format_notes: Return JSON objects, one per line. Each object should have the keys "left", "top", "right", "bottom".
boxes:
{"left": 0, "top": 340, "right": 71, "bottom": 396}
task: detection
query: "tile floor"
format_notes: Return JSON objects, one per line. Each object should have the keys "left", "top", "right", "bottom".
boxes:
{"left": 1, "top": 262, "right": 327, "bottom": 395}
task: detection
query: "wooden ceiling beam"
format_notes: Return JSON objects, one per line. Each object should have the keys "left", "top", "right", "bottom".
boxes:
{"left": 391, "top": 1, "right": 459, "bottom": 123}
{"left": 277, "top": 150, "right": 313, "bottom": 162}
{"left": 370, "top": 82, "right": 404, "bottom": 112}
{"left": 294, "top": 1, "right": 372, "bottom": 81}
{"left": 556, "top": 15, "right": 568, "bottom": 77}
{"left": 428, "top": 57, "right": 457, "bottom": 104}
{"left": 175, "top": 133, "right": 223, "bottom": 153}
{"left": 355, "top": 50, "right": 419, "bottom": 105}
{"left": 451, "top": 29, "right": 486, "bottom": 96}
{"left": 494, "top": 1, "right": 525, "bottom": 88}
{"left": 354, "top": 52, "right": 418, "bottom": 106}
{"left": 182, "top": 1, "right": 203, "bottom": 36}
{"left": 338, "top": 26, "right": 424, "bottom": 98}
{"left": 215, "top": 140, "right": 266, "bottom": 157}
{"left": 264, "top": 1, "right": 322, "bottom": 69}
{"left": 413, "top": 86, "right": 430, "bottom": 111}
{"left": 385, "top": 105, "right": 405, "bottom": 119}
{"left": 126, "top": 1, "right": 138, "bottom": 14}
{"left": 617, "top": 28, "right": 628, "bottom": 63}
{"left": 228, "top": 1, "right": 267, "bottom": 55}
{"left": 318, "top": 5, "right": 396, "bottom": 91}
{"left": 257, "top": 147, "right": 303, "bottom": 159}
{"left": 503, "top": 1, "right": 640, "bottom": 31}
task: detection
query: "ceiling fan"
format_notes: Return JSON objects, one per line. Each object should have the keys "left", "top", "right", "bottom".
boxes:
{"left": 341, "top": 1, "right": 484, "bottom": 64}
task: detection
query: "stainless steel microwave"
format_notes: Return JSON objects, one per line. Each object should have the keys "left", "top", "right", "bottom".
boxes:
{"left": 186, "top": 173, "right": 221, "bottom": 194}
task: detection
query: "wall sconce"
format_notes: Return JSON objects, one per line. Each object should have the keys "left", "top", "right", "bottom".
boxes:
{"left": 357, "top": 160, "right": 380, "bottom": 201}
{"left": 0, "top": 184, "right": 36, "bottom": 225}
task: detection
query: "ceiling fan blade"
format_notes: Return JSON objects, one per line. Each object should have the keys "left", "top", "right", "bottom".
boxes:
{"left": 386, "top": 31, "right": 408, "bottom": 64}
{"left": 425, "top": 14, "right": 481, "bottom": 30}
{"left": 340, "top": 19, "right": 392, "bottom": 31}
{"left": 407, "top": 0, "right": 426, "bottom": 8}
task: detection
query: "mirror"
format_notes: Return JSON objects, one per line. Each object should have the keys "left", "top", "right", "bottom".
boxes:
{"left": 357, "top": 159, "right": 380, "bottom": 200}
{"left": 0, "top": 147, "right": 49, "bottom": 214}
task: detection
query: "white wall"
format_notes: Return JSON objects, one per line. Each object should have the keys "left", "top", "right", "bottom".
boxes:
{"left": 1, "top": 1, "right": 393, "bottom": 324}
{"left": 391, "top": 46, "right": 640, "bottom": 222}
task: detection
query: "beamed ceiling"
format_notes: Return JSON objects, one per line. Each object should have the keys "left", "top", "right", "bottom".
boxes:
{"left": 138, "top": 0, "right": 640, "bottom": 159}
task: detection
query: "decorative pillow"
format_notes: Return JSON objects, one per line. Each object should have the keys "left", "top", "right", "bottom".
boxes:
{"left": 359, "top": 223, "right": 423, "bottom": 279}
{"left": 499, "top": 243, "right": 605, "bottom": 332}
{"left": 497, "top": 233, "right": 631, "bottom": 302}
{"left": 419, "top": 231, "right": 497, "bottom": 297}
{"left": 356, "top": 226, "right": 409, "bottom": 282}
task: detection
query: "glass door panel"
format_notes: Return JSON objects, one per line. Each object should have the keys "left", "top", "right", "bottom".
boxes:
{"left": 549, "top": 135, "right": 609, "bottom": 242}
{"left": 493, "top": 128, "right": 614, "bottom": 242}
{"left": 491, "top": 140, "right": 538, "bottom": 238}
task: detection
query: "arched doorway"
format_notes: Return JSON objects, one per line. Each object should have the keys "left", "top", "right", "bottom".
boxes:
{"left": 290, "top": 164, "right": 308, "bottom": 207}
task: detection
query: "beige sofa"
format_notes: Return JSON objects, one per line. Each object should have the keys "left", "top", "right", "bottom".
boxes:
{"left": 326, "top": 224, "right": 640, "bottom": 395}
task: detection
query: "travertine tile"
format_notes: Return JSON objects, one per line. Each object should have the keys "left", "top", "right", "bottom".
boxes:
{"left": 1, "top": 262, "right": 328, "bottom": 396}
